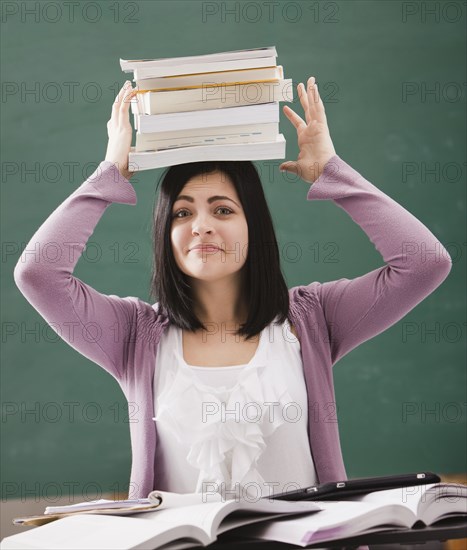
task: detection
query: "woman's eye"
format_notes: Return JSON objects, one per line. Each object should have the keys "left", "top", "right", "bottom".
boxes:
{"left": 216, "top": 207, "right": 233, "bottom": 215}
{"left": 173, "top": 207, "right": 232, "bottom": 218}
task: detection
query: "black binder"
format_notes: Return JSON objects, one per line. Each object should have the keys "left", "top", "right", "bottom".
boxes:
{"left": 268, "top": 471, "right": 441, "bottom": 501}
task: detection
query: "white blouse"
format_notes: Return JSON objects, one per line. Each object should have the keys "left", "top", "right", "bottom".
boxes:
{"left": 153, "top": 317, "right": 317, "bottom": 499}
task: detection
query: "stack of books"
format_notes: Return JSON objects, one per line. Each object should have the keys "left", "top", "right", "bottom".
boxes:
{"left": 119, "top": 46, "right": 293, "bottom": 170}
{"left": 2, "top": 481, "right": 466, "bottom": 549}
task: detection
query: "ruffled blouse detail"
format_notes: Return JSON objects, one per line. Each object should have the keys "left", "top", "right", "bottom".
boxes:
{"left": 153, "top": 326, "right": 296, "bottom": 495}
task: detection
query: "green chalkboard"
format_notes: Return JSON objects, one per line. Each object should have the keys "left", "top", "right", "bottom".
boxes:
{"left": 2, "top": 1, "right": 465, "bottom": 500}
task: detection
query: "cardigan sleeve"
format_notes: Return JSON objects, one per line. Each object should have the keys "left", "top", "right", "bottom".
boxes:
{"left": 301, "top": 155, "right": 452, "bottom": 366}
{"left": 13, "top": 161, "right": 140, "bottom": 382}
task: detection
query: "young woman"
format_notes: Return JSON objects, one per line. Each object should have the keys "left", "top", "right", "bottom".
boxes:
{"left": 14, "top": 78, "right": 452, "bottom": 500}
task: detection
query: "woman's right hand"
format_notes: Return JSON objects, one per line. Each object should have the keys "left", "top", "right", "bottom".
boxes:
{"left": 105, "top": 81, "right": 138, "bottom": 180}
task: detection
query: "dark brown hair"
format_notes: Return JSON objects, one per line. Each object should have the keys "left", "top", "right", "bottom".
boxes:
{"left": 149, "top": 161, "right": 290, "bottom": 340}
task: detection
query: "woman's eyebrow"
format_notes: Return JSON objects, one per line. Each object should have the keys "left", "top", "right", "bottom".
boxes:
{"left": 174, "top": 194, "right": 240, "bottom": 207}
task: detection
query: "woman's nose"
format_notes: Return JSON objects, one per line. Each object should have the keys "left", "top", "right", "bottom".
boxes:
{"left": 191, "top": 220, "right": 214, "bottom": 235}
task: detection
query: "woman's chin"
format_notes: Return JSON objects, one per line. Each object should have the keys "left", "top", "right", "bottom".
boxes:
{"left": 182, "top": 266, "right": 243, "bottom": 282}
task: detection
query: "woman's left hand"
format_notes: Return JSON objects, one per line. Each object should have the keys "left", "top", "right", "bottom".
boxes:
{"left": 279, "top": 76, "right": 336, "bottom": 184}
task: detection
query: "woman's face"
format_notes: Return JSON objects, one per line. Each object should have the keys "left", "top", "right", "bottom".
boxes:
{"left": 170, "top": 170, "right": 249, "bottom": 283}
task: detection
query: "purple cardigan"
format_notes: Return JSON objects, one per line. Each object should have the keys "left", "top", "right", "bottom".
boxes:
{"left": 13, "top": 156, "right": 452, "bottom": 499}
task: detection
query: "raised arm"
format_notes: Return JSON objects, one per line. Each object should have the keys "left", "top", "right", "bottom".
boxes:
{"left": 305, "top": 155, "right": 451, "bottom": 364}
{"left": 283, "top": 77, "right": 452, "bottom": 365}
{"left": 13, "top": 82, "right": 141, "bottom": 382}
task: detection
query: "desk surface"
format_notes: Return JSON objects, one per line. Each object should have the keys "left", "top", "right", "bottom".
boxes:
{"left": 196, "top": 517, "right": 467, "bottom": 549}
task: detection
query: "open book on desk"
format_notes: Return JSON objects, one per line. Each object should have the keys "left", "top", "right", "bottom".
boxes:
{"left": 1, "top": 491, "right": 320, "bottom": 550}
{"left": 11, "top": 491, "right": 217, "bottom": 526}
{"left": 232, "top": 482, "right": 467, "bottom": 547}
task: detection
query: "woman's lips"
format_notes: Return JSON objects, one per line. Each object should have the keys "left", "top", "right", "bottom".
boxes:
{"left": 190, "top": 246, "right": 221, "bottom": 253}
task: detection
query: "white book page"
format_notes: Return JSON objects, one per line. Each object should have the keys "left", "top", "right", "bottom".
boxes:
{"left": 353, "top": 484, "right": 438, "bottom": 517}
{"left": 132, "top": 498, "right": 320, "bottom": 541}
{"left": 129, "top": 501, "right": 237, "bottom": 541}
{"left": 218, "top": 509, "right": 318, "bottom": 534}
{"left": 1, "top": 514, "right": 200, "bottom": 550}
{"left": 418, "top": 484, "right": 467, "bottom": 524}
{"left": 233, "top": 499, "right": 417, "bottom": 547}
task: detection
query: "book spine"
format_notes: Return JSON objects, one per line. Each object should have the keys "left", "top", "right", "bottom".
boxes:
{"left": 134, "top": 57, "right": 276, "bottom": 80}
{"left": 128, "top": 135, "right": 286, "bottom": 171}
{"left": 135, "top": 123, "right": 279, "bottom": 152}
{"left": 120, "top": 46, "right": 277, "bottom": 71}
{"left": 141, "top": 80, "right": 293, "bottom": 115}
{"left": 135, "top": 103, "right": 279, "bottom": 133}
{"left": 135, "top": 66, "right": 282, "bottom": 90}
